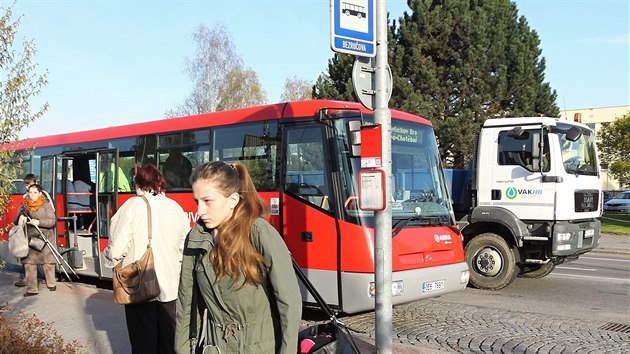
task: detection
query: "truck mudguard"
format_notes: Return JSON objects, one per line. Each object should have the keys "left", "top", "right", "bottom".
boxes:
{"left": 466, "top": 206, "right": 529, "bottom": 247}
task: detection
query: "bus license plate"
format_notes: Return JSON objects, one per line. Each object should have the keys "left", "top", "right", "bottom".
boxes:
{"left": 422, "top": 280, "right": 445, "bottom": 293}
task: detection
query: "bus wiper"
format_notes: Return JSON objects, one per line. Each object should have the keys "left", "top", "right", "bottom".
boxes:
{"left": 392, "top": 215, "right": 441, "bottom": 237}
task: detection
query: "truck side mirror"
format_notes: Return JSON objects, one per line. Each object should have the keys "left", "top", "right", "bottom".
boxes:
{"left": 531, "top": 133, "right": 541, "bottom": 172}
{"left": 565, "top": 126, "right": 582, "bottom": 142}
{"left": 507, "top": 127, "right": 524, "bottom": 138}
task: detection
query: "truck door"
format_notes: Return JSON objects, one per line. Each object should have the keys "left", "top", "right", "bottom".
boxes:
{"left": 491, "top": 127, "right": 555, "bottom": 220}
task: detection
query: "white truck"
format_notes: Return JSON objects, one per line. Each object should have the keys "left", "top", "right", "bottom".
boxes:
{"left": 447, "top": 117, "right": 602, "bottom": 290}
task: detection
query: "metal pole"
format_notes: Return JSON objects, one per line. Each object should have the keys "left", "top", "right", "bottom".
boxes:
{"left": 374, "top": 0, "right": 392, "bottom": 353}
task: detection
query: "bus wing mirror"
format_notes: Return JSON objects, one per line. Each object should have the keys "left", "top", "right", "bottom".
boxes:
{"left": 348, "top": 120, "right": 361, "bottom": 157}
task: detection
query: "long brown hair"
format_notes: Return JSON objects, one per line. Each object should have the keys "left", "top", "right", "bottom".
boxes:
{"left": 191, "top": 161, "right": 270, "bottom": 286}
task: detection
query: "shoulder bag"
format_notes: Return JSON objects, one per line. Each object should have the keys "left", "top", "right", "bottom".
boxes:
{"left": 8, "top": 216, "right": 29, "bottom": 258}
{"left": 112, "top": 195, "right": 161, "bottom": 305}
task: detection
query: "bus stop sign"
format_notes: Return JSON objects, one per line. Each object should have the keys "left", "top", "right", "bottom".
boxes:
{"left": 330, "top": 0, "right": 376, "bottom": 57}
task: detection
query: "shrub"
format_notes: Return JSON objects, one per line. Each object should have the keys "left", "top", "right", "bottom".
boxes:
{"left": 0, "top": 303, "right": 87, "bottom": 353}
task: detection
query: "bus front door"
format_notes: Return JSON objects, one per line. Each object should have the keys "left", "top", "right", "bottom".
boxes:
{"left": 95, "top": 149, "right": 121, "bottom": 279}
{"left": 55, "top": 152, "right": 101, "bottom": 277}
{"left": 282, "top": 123, "right": 341, "bottom": 308}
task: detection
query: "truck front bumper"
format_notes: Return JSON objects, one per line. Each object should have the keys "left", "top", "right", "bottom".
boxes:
{"left": 552, "top": 219, "right": 601, "bottom": 256}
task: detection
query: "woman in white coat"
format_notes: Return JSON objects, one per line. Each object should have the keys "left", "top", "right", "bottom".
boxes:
{"left": 105, "top": 164, "right": 190, "bottom": 354}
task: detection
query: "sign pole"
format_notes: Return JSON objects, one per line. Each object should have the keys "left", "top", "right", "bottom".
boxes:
{"left": 330, "top": 1, "right": 392, "bottom": 351}
{"left": 373, "top": 0, "right": 392, "bottom": 353}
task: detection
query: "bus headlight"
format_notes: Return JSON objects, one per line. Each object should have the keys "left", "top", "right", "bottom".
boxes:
{"left": 369, "top": 280, "right": 404, "bottom": 298}
{"left": 392, "top": 280, "right": 404, "bottom": 296}
{"left": 461, "top": 269, "right": 470, "bottom": 284}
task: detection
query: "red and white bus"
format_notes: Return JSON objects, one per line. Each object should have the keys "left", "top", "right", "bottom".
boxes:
{"left": 1, "top": 100, "right": 468, "bottom": 313}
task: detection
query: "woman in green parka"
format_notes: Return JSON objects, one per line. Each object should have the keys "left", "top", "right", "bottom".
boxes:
{"left": 175, "top": 161, "right": 302, "bottom": 354}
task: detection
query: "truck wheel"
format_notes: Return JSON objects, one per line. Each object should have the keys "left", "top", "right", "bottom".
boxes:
{"left": 465, "top": 233, "right": 518, "bottom": 290}
{"left": 520, "top": 263, "right": 556, "bottom": 279}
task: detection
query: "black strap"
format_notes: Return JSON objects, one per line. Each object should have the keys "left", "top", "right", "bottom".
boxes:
{"left": 291, "top": 258, "right": 336, "bottom": 319}
{"left": 292, "top": 257, "right": 361, "bottom": 354}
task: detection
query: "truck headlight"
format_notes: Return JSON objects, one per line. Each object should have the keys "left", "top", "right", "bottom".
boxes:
{"left": 557, "top": 232, "right": 572, "bottom": 241}
{"left": 557, "top": 244, "right": 572, "bottom": 251}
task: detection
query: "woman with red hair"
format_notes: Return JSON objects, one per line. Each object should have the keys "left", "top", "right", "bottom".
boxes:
{"left": 105, "top": 164, "right": 190, "bottom": 354}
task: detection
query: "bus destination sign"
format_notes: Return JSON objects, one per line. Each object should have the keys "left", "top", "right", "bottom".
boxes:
{"left": 330, "top": 0, "right": 376, "bottom": 57}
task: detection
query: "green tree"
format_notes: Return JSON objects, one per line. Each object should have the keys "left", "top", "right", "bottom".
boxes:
{"left": 312, "top": 53, "right": 355, "bottom": 101}
{"left": 0, "top": 5, "right": 48, "bottom": 232}
{"left": 314, "top": 0, "right": 559, "bottom": 168}
{"left": 598, "top": 112, "right": 630, "bottom": 189}
{"left": 166, "top": 23, "right": 266, "bottom": 117}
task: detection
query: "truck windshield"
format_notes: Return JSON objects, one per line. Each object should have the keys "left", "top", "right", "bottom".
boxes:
{"left": 557, "top": 124, "right": 598, "bottom": 176}
{"left": 334, "top": 117, "right": 454, "bottom": 227}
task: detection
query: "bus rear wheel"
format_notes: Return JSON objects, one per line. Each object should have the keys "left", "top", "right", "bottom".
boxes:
{"left": 519, "top": 262, "right": 556, "bottom": 279}
{"left": 465, "top": 233, "right": 518, "bottom": 290}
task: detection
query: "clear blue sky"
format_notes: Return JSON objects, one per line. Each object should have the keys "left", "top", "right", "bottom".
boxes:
{"left": 11, "top": 0, "right": 629, "bottom": 139}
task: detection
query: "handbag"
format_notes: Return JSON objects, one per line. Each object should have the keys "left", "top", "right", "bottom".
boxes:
{"left": 112, "top": 195, "right": 160, "bottom": 305}
{"left": 8, "top": 218, "right": 29, "bottom": 258}
{"left": 28, "top": 232, "right": 46, "bottom": 252}
{"left": 298, "top": 322, "right": 357, "bottom": 354}
{"left": 27, "top": 216, "right": 48, "bottom": 252}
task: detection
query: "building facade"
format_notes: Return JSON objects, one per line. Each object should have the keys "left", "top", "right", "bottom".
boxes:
{"left": 560, "top": 105, "right": 629, "bottom": 192}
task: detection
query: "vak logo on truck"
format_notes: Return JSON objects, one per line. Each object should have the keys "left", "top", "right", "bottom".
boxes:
{"left": 506, "top": 187, "right": 543, "bottom": 199}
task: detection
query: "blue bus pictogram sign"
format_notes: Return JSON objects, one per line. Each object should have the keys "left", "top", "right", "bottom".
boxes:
{"left": 330, "top": 0, "right": 375, "bottom": 57}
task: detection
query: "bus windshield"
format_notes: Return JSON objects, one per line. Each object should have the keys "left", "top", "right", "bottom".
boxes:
{"left": 557, "top": 124, "right": 598, "bottom": 176}
{"left": 334, "top": 117, "right": 454, "bottom": 226}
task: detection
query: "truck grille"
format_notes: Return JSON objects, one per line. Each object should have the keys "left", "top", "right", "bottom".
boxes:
{"left": 574, "top": 190, "right": 599, "bottom": 212}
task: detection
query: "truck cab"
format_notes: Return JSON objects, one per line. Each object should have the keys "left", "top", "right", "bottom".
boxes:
{"left": 457, "top": 117, "right": 601, "bottom": 290}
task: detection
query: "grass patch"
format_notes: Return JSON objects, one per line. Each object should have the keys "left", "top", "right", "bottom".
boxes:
{"left": 601, "top": 213, "right": 630, "bottom": 235}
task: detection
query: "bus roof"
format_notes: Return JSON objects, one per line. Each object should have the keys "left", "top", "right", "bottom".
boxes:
{"left": 7, "top": 100, "right": 430, "bottom": 150}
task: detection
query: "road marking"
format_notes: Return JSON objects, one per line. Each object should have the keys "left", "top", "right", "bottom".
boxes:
{"left": 550, "top": 273, "right": 630, "bottom": 283}
{"left": 556, "top": 266, "right": 596, "bottom": 271}
{"left": 581, "top": 256, "right": 630, "bottom": 262}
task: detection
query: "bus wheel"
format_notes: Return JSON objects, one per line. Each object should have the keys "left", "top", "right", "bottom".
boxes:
{"left": 465, "top": 233, "right": 518, "bottom": 290}
{"left": 519, "top": 262, "right": 556, "bottom": 279}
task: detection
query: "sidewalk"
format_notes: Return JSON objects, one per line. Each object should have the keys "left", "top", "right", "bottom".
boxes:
{"left": 0, "top": 269, "right": 129, "bottom": 353}
{"left": 0, "top": 269, "right": 433, "bottom": 354}
{"left": 0, "top": 233, "right": 626, "bottom": 354}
